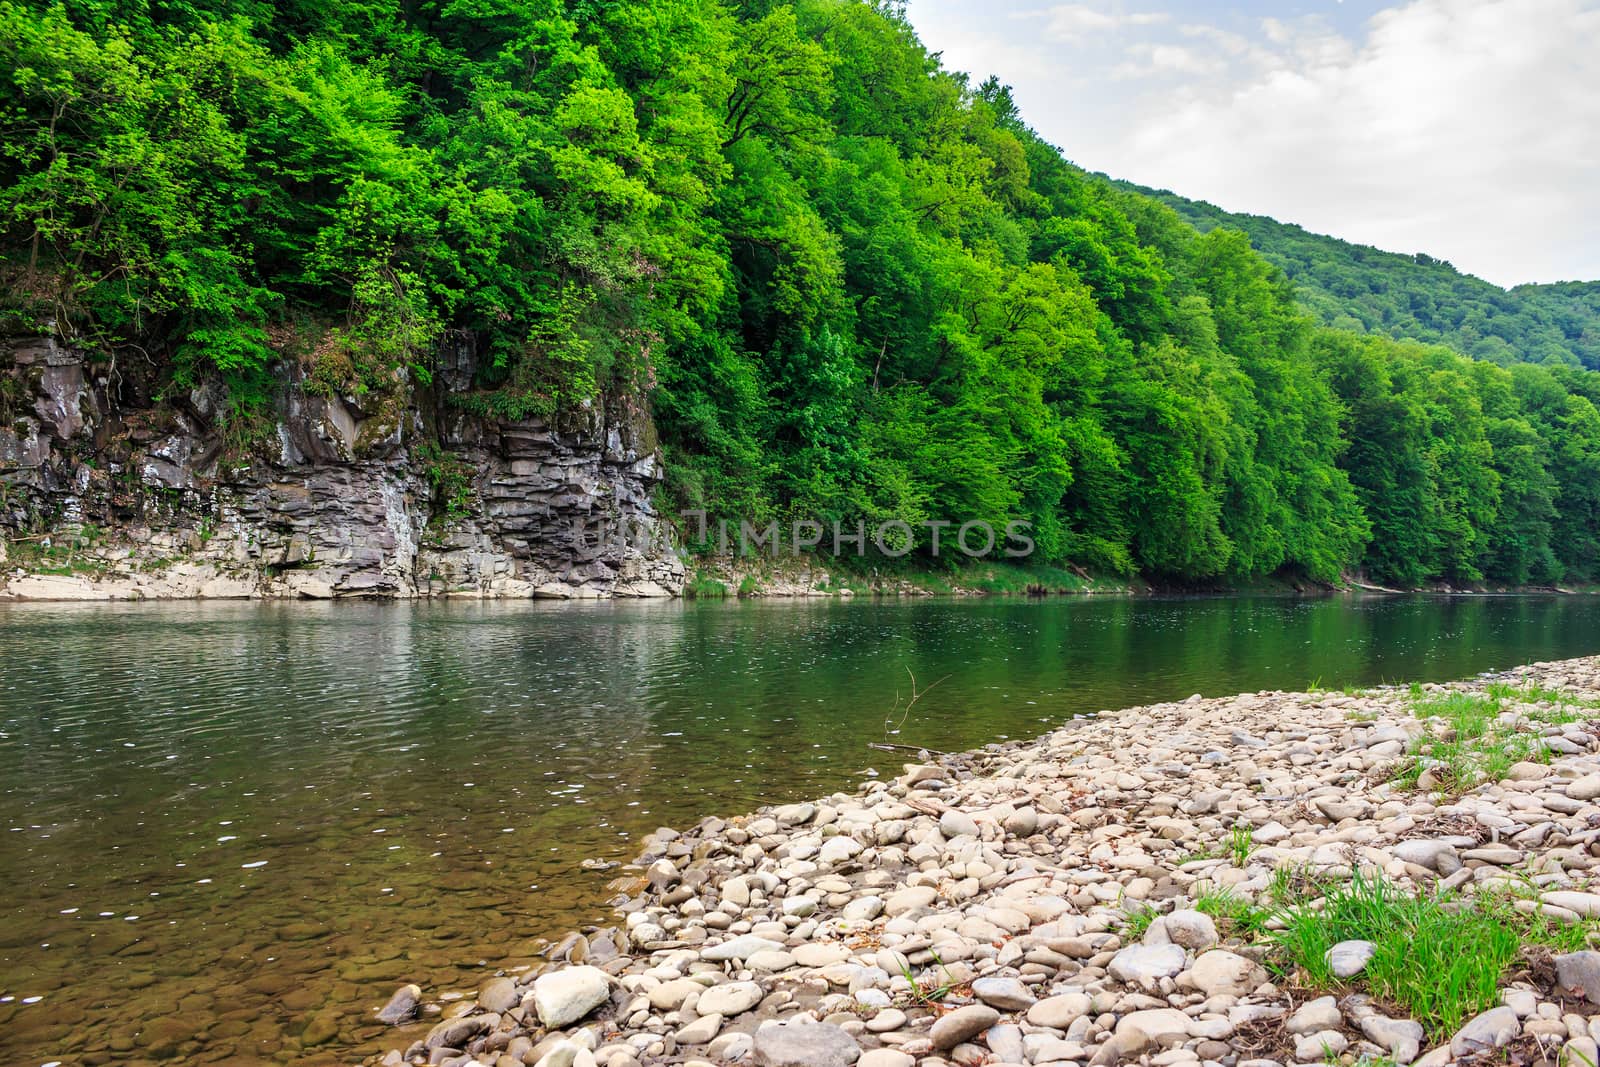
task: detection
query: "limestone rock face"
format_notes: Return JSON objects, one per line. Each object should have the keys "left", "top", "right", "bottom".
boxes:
{"left": 0, "top": 334, "right": 683, "bottom": 600}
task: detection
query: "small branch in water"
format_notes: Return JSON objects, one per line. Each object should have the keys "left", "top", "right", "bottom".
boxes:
{"left": 868, "top": 742, "right": 950, "bottom": 756}
{"left": 882, "top": 667, "right": 952, "bottom": 747}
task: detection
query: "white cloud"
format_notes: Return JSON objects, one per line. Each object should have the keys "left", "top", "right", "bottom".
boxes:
{"left": 1038, "top": 4, "right": 1168, "bottom": 40}
{"left": 1111, "top": 43, "right": 1225, "bottom": 79}
{"left": 907, "top": 0, "right": 1600, "bottom": 285}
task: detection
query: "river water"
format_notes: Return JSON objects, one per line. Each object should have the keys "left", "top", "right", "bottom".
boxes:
{"left": 3, "top": 594, "right": 1600, "bottom": 1065}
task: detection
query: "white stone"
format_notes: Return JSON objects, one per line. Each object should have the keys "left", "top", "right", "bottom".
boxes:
{"left": 842, "top": 895, "right": 884, "bottom": 921}
{"left": 971, "top": 976, "right": 1036, "bottom": 1011}
{"left": 701, "top": 934, "right": 785, "bottom": 962}
{"left": 1028, "top": 992, "right": 1093, "bottom": 1029}
{"left": 1108, "top": 943, "right": 1187, "bottom": 984}
{"left": 675, "top": 1013, "right": 723, "bottom": 1044}
{"left": 1114, "top": 1008, "right": 1193, "bottom": 1046}
{"left": 533, "top": 966, "right": 611, "bottom": 1028}
{"left": 1567, "top": 774, "right": 1600, "bottom": 801}
{"left": 1187, "top": 950, "right": 1266, "bottom": 997}
{"left": 1293, "top": 1030, "right": 1349, "bottom": 1061}
{"left": 1286, "top": 996, "right": 1341, "bottom": 1035}
{"left": 940, "top": 809, "right": 981, "bottom": 839}
{"left": 858, "top": 1051, "right": 911, "bottom": 1067}
{"left": 1162, "top": 909, "right": 1219, "bottom": 951}
{"left": 696, "top": 981, "right": 763, "bottom": 1017}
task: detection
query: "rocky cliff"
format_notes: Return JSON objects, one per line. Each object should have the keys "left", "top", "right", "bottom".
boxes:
{"left": 0, "top": 334, "right": 684, "bottom": 600}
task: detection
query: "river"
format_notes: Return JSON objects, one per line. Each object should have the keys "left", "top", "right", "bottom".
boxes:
{"left": 2, "top": 593, "right": 1599, "bottom": 1065}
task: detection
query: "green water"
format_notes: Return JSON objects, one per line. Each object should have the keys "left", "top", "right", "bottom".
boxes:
{"left": 2, "top": 593, "right": 1599, "bottom": 1065}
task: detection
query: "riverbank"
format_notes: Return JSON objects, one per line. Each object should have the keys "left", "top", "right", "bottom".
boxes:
{"left": 371, "top": 655, "right": 1600, "bottom": 1067}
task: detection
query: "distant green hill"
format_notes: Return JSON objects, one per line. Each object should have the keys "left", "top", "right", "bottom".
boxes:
{"left": 1115, "top": 181, "right": 1600, "bottom": 370}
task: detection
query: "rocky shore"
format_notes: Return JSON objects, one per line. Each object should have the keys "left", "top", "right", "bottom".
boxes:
{"left": 1, "top": 334, "right": 683, "bottom": 601}
{"left": 370, "top": 656, "right": 1600, "bottom": 1067}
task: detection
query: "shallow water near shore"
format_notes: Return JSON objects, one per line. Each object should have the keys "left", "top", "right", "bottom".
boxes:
{"left": 3, "top": 593, "right": 1600, "bottom": 1065}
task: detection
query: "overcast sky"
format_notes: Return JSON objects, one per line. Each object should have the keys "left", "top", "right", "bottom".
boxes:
{"left": 903, "top": 0, "right": 1600, "bottom": 287}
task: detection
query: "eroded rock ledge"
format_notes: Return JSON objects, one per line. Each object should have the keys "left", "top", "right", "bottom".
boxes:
{"left": 372, "top": 656, "right": 1600, "bottom": 1067}
{"left": 0, "top": 334, "right": 682, "bottom": 599}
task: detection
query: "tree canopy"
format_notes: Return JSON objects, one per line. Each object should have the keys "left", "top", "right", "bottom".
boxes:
{"left": 4, "top": 0, "right": 1599, "bottom": 587}
{"left": 1126, "top": 181, "right": 1600, "bottom": 371}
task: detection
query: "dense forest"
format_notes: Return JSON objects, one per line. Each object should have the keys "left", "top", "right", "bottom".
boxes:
{"left": 3, "top": 0, "right": 1600, "bottom": 588}
{"left": 1124, "top": 181, "right": 1600, "bottom": 371}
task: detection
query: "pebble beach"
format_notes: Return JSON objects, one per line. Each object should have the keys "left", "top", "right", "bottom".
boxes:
{"left": 370, "top": 655, "right": 1600, "bottom": 1067}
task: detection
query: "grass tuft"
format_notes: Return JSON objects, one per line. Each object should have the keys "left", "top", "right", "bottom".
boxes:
{"left": 1194, "top": 883, "right": 1271, "bottom": 940}
{"left": 684, "top": 571, "right": 730, "bottom": 599}
{"left": 1271, "top": 873, "right": 1514, "bottom": 1037}
{"left": 1119, "top": 901, "right": 1158, "bottom": 942}
{"left": 1269, "top": 871, "right": 1600, "bottom": 1039}
{"left": 1229, "top": 824, "right": 1255, "bottom": 867}
{"left": 1391, "top": 691, "right": 1552, "bottom": 793}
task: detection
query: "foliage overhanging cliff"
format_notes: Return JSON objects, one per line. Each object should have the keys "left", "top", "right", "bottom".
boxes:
{"left": 4, "top": 0, "right": 1600, "bottom": 588}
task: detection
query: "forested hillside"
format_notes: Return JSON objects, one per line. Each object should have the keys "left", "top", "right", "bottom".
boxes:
{"left": 1124, "top": 181, "right": 1600, "bottom": 371}
{"left": 3, "top": 0, "right": 1600, "bottom": 587}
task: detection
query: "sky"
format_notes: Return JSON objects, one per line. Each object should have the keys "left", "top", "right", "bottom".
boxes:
{"left": 902, "top": 0, "right": 1600, "bottom": 287}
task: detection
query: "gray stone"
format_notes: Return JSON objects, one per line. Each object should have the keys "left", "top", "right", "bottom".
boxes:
{"left": 423, "top": 1013, "right": 494, "bottom": 1050}
{"left": 853, "top": 988, "right": 891, "bottom": 1010}
{"left": 1450, "top": 1006, "right": 1520, "bottom": 1057}
{"left": 1562, "top": 1036, "right": 1600, "bottom": 1067}
{"left": 775, "top": 802, "right": 816, "bottom": 826}
{"left": 710, "top": 1032, "right": 756, "bottom": 1062}
{"left": 478, "top": 976, "right": 519, "bottom": 1014}
{"left": 1293, "top": 1030, "right": 1349, "bottom": 1061}
{"left": 1543, "top": 892, "right": 1600, "bottom": 919}
{"left": 985, "top": 1022, "right": 1026, "bottom": 1063}
{"left": 1360, "top": 1014, "right": 1424, "bottom": 1064}
{"left": 648, "top": 978, "right": 703, "bottom": 1011}
{"left": 1088, "top": 1029, "right": 1150, "bottom": 1065}
{"left": 939, "top": 809, "right": 981, "bottom": 839}
{"left": 865, "top": 1008, "right": 906, "bottom": 1033}
{"left": 701, "top": 934, "right": 786, "bottom": 962}
{"left": 1162, "top": 909, "right": 1219, "bottom": 951}
{"left": 1567, "top": 773, "right": 1600, "bottom": 800}
{"left": 533, "top": 966, "right": 611, "bottom": 1028}
{"left": 1114, "top": 1008, "right": 1192, "bottom": 1045}
{"left": 1107, "top": 943, "right": 1187, "bottom": 984}
{"left": 751, "top": 1019, "right": 861, "bottom": 1067}
{"left": 1393, "top": 839, "right": 1462, "bottom": 875}
{"left": 697, "top": 981, "right": 764, "bottom": 1017}
{"left": 533, "top": 1039, "right": 581, "bottom": 1067}
{"left": 1556, "top": 951, "right": 1600, "bottom": 1004}
{"left": 883, "top": 886, "right": 939, "bottom": 916}
{"left": 929, "top": 1004, "right": 1000, "bottom": 1050}
{"left": 376, "top": 983, "right": 422, "bottom": 1025}
{"left": 780, "top": 895, "right": 816, "bottom": 917}
{"left": 1003, "top": 807, "right": 1039, "bottom": 837}
{"left": 1187, "top": 950, "right": 1267, "bottom": 997}
{"left": 1501, "top": 988, "right": 1538, "bottom": 1017}
{"left": 1028, "top": 992, "right": 1092, "bottom": 1029}
{"left": 971, "top": 976, "right": 1036, "bottom": 1011}
{"left": 793, "top": 944, "right": 851, "bottom": 968}
{"left": 1315, "top": 797, "right": 1372, "bottom": 821}
{"left": 1285, "top": 995, "right": 1341, "bottom": 1035}
{"left": 676, "top": 1013, "right": 723, "bottom": 1044}
{"left": 857, "top": 1052, "right": 912, "bottom": 1067}
{"left": 1326, "top": 939, "right": 1377, "bottom": 978}
{"left": 842, "top": 896, "right": 884, "bottom": 921}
